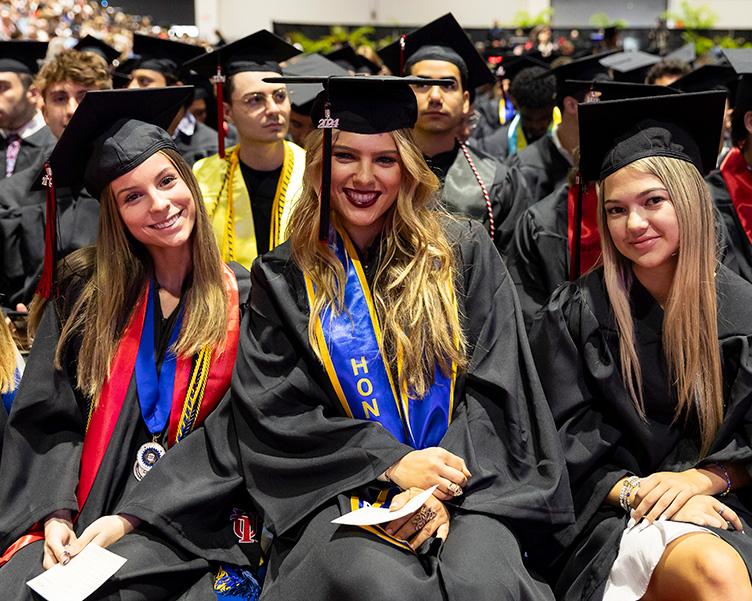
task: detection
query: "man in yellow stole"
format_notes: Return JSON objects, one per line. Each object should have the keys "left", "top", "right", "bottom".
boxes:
{"left": 186, "top": 31, "right": 306, "bottom": 269}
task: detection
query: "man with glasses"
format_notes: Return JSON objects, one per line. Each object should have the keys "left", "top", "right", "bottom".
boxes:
{"left": 187, "top": 31, "right": 306, "bottom": 268}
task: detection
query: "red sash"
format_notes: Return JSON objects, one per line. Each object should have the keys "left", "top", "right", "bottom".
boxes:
{"left": 567, "top": 183, "right": 601, "bottom": 279}
{"left": 720, "top": 146, "right": 752, "bottom": 247}
{"left": 0, "top": 264, "right": 239, "bottom": 566}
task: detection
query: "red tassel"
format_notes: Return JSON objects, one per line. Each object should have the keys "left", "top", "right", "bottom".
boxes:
{"left": 399, "top": 35, "right": 406, "bottom": 77}
{"left": 35, "top": 163, "right": 57, "bottom": 299}
{"left": 213, "top": 66, "right": 226, "bottom": 159}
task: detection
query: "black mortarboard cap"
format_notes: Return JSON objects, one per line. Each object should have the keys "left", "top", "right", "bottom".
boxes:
{"left": 665, "top": 42, "right": 696, "bottom": 64}
{"left": 672, "top": 64, "right": 738, "bottom": 104}
{"left": 132, "top": 34, "right": 206, "bottom": 78}
{"left": 378, "top": 13, "right": 495, "bottom": 88}
{"left": 325, "top": 44, "right": 380, "bottom": 75}
{"left": 590, "top": 80, "right": 679, "bottom": 101}
{"left": 496, "top": 53, "right": 549, "bottom": 82}
{"left": 183, "top": 30, "right": 301, "bottom": 78}
{"left": 33, "top": 87, "right": 192, "bottom": 197}
{"left": 722, "top": 48, "right": 752, "bottom": 109}
{"left": 265, "top": 75, "right": 451, "bottom": 241}
{"left": 548, "top": 51, "right": 614, "bottom": 97}
{"left": 75, "top": 35, "right": 121, "bottom": 65}
{"left": 0, "top": 41, "right": 48, "bottom": 74}
{"left": 578, "top": 90, "right": 726, "bottom": 181}
{"left": 600, "top": 51, "right": 662, "bottom": 83}
{"left": 283, "top": 54, "right": 350, "bottom": 114}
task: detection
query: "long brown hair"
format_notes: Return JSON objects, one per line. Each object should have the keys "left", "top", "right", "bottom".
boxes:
{"left": 289, "top": 128, "right": 468, "bottom": 399}
{"left": 31, "top": 148, "right": 228, "bottom": 402}
{"left": 0, "top": 318, "right": 18, "bottom": 394}
{"left": 598, "top": 156, "right": 722, "bottom": 457}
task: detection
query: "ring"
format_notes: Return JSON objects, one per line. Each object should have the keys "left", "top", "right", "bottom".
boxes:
{"left": 447, "top": 482, "right": 463, "bottom": 497}
{"left": 411, "top": 505, "right": 437, "bottom": 530}
{"left": 719, "top": 504, "right": 726, "bottom": 516}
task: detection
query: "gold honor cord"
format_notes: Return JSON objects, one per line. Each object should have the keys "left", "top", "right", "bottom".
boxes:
{"left": 210, "top": 142, "right": 295, "bottom": 262}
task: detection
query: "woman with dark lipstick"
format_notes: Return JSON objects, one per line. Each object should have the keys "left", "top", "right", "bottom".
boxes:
{"left": 0, "top": 87, "right": 259, "bottom": 600}
{"left": 216, "top": 75, "right": 572, "bottom": 600}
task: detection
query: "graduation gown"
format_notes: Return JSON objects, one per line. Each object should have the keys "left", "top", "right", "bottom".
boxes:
{"left": 430, "top": 143, "right": 532, "bottom": 257}
{"left": 174, "top": 120, "right": 222, "bottom": 167}
{"left": 468, "top": 121, "right": 511, "bottom": 160}
{"left": 232, "top": 219, "right": 573, "bottom": 601}
{"left": 0, "top": 263, "right": 258, "bottom": 601}
{"left": 0, "top": 126, "right": 55, "bottom": 179}
{"left": 528, "top": 266, "right": 752, "bottom": 601}
{"left": 505, "top": 133, "right": 570, "bottom": 206}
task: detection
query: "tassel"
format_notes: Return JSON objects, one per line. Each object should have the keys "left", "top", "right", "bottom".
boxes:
{"left": 213, "top": 65, "right": 226, "bottom": 159}
{"left": 399, "top": 35, "right": 406, "bottom": 77}
{"left": 318, "top": 106, "right": 332, "bottom": 243}
{"left": 35, "top": 163, "right": 57, "bottom": 299}
{"left": 569, "top": 173, "right": 584, "bottom": 281}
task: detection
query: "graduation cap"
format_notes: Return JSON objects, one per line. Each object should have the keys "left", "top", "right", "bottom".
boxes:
{"left": 547, "top": 51, "right": 614, "bottom": 98}
{"left": 325, "top": 44, "right": 381, "bottom": 75}
{"left": 264, "top": 75, "right": 452, "bottom": 242}
{"left": 589, "top": 80, "right": 679, "bottom": 101}
{"left": 578, "top": 90, "right": 726, "bottom": 182}
{"left": 378, "top": 13, "right": 495, "bottom": 89}
{"left": 672, "top": 64, "right": 738, "bottom": 104}
{"left": 283, "top": 54, "right": 350, "bottom": 114}
{"left": 183, "top": 30, "right": 301, "bottom": 159}
{"left": 0, "top": 40, "right": 48, "bottom": 74}
{"left": 600, "top": 51, "right": 662, "bottom": 83}
{"left": 495, "top": 53, "right": 550, "bottom": 82}
{"left": 131, "top": 34, "right": 206, "bottom": 79}
{"left": 74, "top": 35, "right": 121, "bottom": 65}
{"left": 665, "top": 42, "right": 696, "bottom": 65}
{"left": 111, "top": 56, "right": 138, "bottom": 88}
{"left": 721, "top": 48, "right": 752, "bottom": 110}
{"left": 32, "top": 87, "right": 192, "bottom": 298}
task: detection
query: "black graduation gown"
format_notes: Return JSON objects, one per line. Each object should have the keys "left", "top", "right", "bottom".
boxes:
{"left": 0, "top": 263, "right": 256, "bottom": 601}
{"left": 231, "top": 219, "right": 573, "bottom": 601}
{"left": 469, "top": 96, "right": 504, "bottom": 143}
{"left": 430, "top": 143, "right": 532, "bottom": 257}
{"left": 706, "top": 169, "right": 752, "bottom": 284}
{"left": 0, "top": 164, "right": 100, "bottom": 307}
{"left": 174, "top": 120, "right": 221, "bottom": 167}
{"left": 468, "top": 121, "right": 512, "bottom": 160}
{"left": 507, "top": 183, "right": 569, "bottom": 330}
{"left": 505, "top": 134, "right": 570, "bottom": 206}
{"left": 0, "top": 127, "right": 56, "bottom": 179}
{"left": 528, "top": 266, "right": 752, "bottom": 601}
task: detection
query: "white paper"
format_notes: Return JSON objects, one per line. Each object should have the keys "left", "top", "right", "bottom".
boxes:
{"left": 332, "top": 484, "right": 439, "bottom": 526}
{"left": 27, "top": 544, "right": 127, "bottom": 601}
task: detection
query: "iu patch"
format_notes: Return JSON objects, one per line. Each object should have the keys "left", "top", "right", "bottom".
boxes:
{"left": 231, "top": 508, "right": 261, "bottom": 544}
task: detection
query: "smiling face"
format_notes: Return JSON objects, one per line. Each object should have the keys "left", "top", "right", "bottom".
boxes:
{"left": 330, "top": 131, "right": 402, "bottom": 252}
{"left": 111, "top": 152, "right": 196, "bottom": 257}
{"left": 603, "top": 167, "right": 680, "bottom": 288}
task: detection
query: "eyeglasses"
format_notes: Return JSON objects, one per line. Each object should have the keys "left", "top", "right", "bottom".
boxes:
{"left": 239, "top": 88, "right": 288, "bottom": 107}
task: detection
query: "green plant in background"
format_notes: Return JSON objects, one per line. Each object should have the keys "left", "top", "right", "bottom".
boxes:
{"left": 662, "top": 1, "right": 751, "bottom": 53}
{"left": 511, "top": 8, "right": 553, "bottom": 28}
{"left": 589, "top": 13, "right": 627, "bottom": 29}
{"left": 287, "top": 25, "right": 384, "bottom": 54}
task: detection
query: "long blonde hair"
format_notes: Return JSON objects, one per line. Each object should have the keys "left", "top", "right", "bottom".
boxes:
{"left": 31, "top": 148, "right": 228, "bottom": 402}
{"left": 289, "top": 128, "right": 467, "bottom": 399}
{"left": 598, "top": 156, "right": 722, "bottom": 457}
{"left": 0, "top": 318, "right": 18, "bottom": 394}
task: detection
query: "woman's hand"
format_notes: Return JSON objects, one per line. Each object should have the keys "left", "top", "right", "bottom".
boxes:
{"left": 670, "top": 495, "right": 744, "bottom": 532}
{"left": 67, "top": 514, "right": 141, "bottom": 558}
{"left": 630, "top": 469, "right": 710, "bottom": 524}
{"left": 42, "top": 510, "right": 76, "bottom": 569}
{"left": 385, "top": 448, "right": 471, "bottom": 501}
{"left": 383, "top": 487, "right": 450, "bottom": 551}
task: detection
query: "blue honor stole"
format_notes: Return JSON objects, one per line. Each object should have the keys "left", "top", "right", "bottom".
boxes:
{"left": 304, "top": 229, "right": 457, "bottom": 551}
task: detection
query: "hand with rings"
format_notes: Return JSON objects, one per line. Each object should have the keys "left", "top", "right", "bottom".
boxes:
{"left": 384, "top": 487, "right": 450, "bottom": 550}
{"left": 670, "top": 495, "right": 745, "bottom": 532}
{"left": 384, "top": 448, "right": 470, "bottom": 501}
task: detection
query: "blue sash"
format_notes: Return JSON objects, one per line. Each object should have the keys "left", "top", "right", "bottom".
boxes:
{"left": 304, "top": 229, "right": 456, "bottom": 450}
{"left": 134, "top": 280, "right": 184, "bottom": 436}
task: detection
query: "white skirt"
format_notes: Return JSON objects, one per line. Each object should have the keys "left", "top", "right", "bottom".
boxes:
{"left": 602, "top": 518, "right": 717, "bottom": 601}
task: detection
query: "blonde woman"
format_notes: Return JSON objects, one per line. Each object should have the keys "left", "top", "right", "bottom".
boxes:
{"left": 223, "top": 76, "right": 571, "bottom": 601}
{"left": 0, "top": 315, "right": 23, "bottom": 446}
{"left": 529, "top": 91, "right": 752, "bottom": 601}
{"left": 0, "top": 89, "right": 260, "bottom": 600}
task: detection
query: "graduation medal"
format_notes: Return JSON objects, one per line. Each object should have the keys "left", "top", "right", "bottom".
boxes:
{"left": 133, "top": 438, "right": 166, "bottom": 481}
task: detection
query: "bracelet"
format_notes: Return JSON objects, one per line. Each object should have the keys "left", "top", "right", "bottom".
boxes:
{"left": 716, "top": 462, "right": 731, "bottom": 497}
{"left": 619, "top": 476, "right": 642, "bottom": 513}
